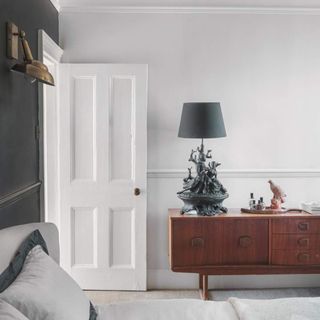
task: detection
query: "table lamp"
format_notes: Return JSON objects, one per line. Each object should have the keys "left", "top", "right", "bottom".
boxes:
{"left": 177, "top": 102, "right": 229, "bottom": 215}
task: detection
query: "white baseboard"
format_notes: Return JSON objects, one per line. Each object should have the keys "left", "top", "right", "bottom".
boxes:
{"left": 147, "top": 269, "right": 320, "bottom": 290}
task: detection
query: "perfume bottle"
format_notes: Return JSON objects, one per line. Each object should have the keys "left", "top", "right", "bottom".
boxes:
{"left": 260, "top": 197, "right": 265, "bottom": 210}
{"left": 249, "top": 193, "right": 255, "bottom": 209}
{"left": 256, "top": 200, "right": 262, "bottom": 210}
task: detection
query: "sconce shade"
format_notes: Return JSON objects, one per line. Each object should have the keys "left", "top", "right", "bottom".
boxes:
{"left": 11, "top": 60, "right": 55, "bottom": 86}
{"left": 178, "top": 102, "right": 226, "bottom": 139}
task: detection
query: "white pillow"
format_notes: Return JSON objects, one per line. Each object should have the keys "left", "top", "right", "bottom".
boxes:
{"left": 0, "top": 299, "right": 29, "bottom": 320}
{"left": 0, "top": 245, "right": 91, "bottom": 320}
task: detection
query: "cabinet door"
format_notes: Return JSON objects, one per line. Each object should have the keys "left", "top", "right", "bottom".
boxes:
{"left": 170, "top": 219, "right": 223, "bottom": 267}
{"left": 222, "top": 219, "right": 269, "bottom": 265}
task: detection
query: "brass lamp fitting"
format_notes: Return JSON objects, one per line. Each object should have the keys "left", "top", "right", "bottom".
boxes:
{"left": 7, "top": 22, "right": 55, "bottom": 86}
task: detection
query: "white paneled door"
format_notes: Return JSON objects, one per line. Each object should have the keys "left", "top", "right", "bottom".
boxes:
{"left": 59, "top": 64, "right": 147, "bottom": 290}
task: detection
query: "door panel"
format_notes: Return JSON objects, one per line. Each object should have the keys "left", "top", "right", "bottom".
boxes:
{"left": 71, "top": 207, "right": 97, "bottom": 267}
{"left": 110, "top": 76, "right": 135, "bottom": 181}
{"left": 59, "top": 64, "right": 147, "bottom": 290}
{"left": 71, "top": 76, "right": 96, "bottom": 182}
{"left": 109, "top": 207, "right": 134, "bottom": 267}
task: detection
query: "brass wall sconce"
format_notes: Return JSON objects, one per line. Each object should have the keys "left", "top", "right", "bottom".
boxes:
{"left": 7, "top": 22, "right": 55, "bottom": 86}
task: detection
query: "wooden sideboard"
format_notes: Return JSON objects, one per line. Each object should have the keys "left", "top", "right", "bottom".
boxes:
{"left": 168, "top": 208, "right": 320, "bottom": 300}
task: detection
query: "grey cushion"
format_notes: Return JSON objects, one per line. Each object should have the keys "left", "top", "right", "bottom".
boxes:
{"left": 0, "top": 245, "right": 91, "bottom": 320}
{"left": 0, "top": 230, "right": 48, "bottom": 293}
{"left": 0, "top": 299, "right": 29, "bottom": 320}
{"left": 0, "top": 223, "right": 59, "bottom": 274}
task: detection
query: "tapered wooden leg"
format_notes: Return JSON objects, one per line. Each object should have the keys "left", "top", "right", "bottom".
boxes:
{"left": 202, "top": 274, "right": 208, "bottom": 300}
{"left": 199, "top": 274, "right": 208, "bottom": 300}
{"left": 199, "top": 274, "right": 203, "bottom": 290}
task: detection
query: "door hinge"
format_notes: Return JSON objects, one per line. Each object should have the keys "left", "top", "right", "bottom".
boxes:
{"left": 35, "top": 125, "right": 40, "bottom": 140}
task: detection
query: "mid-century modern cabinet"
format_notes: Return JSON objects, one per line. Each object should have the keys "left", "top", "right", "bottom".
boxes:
{"left": 168, "top": 208, "right": 320, "bottom": 299}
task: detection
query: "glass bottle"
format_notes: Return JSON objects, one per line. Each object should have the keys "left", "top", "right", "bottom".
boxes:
{"left": 256, "top": 200, "right": 262, "bottom": 210}
{"left": 249, "top": 193, "right": 255, "bottom": 209}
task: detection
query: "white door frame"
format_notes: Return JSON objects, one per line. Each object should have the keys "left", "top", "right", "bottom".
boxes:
{"left": 38, "top": 30, "right": 63, "bottom": 226}
{"left": 39, "top": 37, "right": 147, "bottom": 290}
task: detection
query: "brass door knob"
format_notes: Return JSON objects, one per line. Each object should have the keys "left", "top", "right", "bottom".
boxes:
{"left": 134, "top": 188, "right": 141, "bottom": 196}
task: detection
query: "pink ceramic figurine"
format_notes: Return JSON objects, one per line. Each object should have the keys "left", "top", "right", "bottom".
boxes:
{"left": 268, "top": 180, "right": 287, "bottom": 210}
{"left": 270, "top": 197, "right": 282, "bottom": 210}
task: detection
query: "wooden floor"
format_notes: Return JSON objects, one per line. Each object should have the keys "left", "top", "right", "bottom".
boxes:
{"left": 85, "top": 288, "right": 320, "bottom": 305}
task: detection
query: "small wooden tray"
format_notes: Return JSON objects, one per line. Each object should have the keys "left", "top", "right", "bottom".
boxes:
{"left": 241, "top": 208, "right": 307, "bottom": 215}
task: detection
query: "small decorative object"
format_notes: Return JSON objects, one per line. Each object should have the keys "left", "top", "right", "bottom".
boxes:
{"left": 177, "top": 102, "right": 228, "bottom": 215}
{"left": 241, "top": 207, "right": 304, "bottom": 214}
{"left": 242, "top": 181, "right": 288, "bottom": 214}
{"left": 249, "top": 193, "right": 255, "bottom": 210}
{"left": 301, "top": 202, "right": 320, "bottom": 214}
{"left": 268, "top": 180, "right": 286, "bottom": 209}
{"left": 270, "top": 198, "right": 281, "bottom": 210}
{"left": 256, "top": 200, "right": 262, "bottom": 210}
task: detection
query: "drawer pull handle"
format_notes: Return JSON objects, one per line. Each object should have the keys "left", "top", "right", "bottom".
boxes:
{"left": 239, "top": 236, "right": 252, "bottom": 248}
{"left": 191, "top": 237, "right": 204, "bottom": 248}
{"left": 297, "top": 238, "right": 309, "bottom": 247}
{"left": 297, "top": 253, "right": 310, "bottom": 262}
{"left": 298, "top": 222, "right": 309, "bottom": 231}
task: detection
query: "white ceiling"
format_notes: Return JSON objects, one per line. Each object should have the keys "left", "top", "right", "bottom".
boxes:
{"left": 52, "top": 0, "right": 320, "bottom": 11}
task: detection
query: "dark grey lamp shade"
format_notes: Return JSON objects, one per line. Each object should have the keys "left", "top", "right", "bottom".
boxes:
{"left": 178, "top": 102, "right": 227, "bottom": 139}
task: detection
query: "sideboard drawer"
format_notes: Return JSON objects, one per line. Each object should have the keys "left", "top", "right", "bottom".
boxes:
{"left": 272, "top": 234, "right": 320, "bottom": 250}
{"left": 272, "top": 219, "right": 320, "bottom": 234}
{"left": 170, "top": 219, "right": 223, "bottom": 267}
{"left": 272, "top": 250, "right": 320, "bottom": 265}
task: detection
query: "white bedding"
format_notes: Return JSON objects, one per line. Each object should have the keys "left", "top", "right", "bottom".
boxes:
{"left": 95, "top": 299, "right": 238, "bottom": 320}
{"left": 95, "top": 297, "right": 320, "bottom": 320}
{"left": 229, "top": 297, "right": 320, "bottom": 320}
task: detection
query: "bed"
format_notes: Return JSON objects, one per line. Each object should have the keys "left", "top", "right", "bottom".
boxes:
{"left": 0, "top": 223, "right": 319, "bottom": 320}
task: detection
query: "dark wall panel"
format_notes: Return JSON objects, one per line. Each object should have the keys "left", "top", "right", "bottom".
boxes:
{"left": 0, "top": 0, "right": 58, "bottom": 228}
{"left": 0, "top": 190, "right": 40, "bottom": 229}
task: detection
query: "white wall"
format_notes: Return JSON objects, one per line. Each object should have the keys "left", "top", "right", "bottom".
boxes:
{"left": 60, "top": 11, "right": 320, "bottom": 289}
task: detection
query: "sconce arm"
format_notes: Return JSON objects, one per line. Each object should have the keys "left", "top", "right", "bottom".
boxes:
{"left": 19, "top": 30, "right": 34, "bottom": 62}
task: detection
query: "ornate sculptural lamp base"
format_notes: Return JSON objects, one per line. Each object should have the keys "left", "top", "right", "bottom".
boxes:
{"left": 177, "top": 139, "right": 229, "bottom": 216}
{"left": 179, "top": 193, "right": 228, "bottom": 216}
